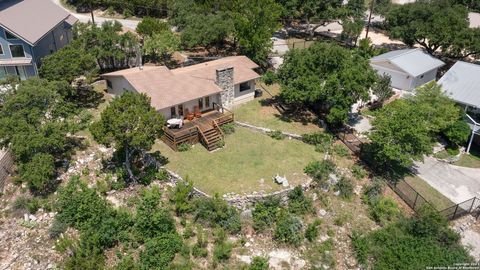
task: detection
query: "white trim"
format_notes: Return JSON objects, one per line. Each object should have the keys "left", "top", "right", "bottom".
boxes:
{"left": 9, "top": 44, "right": 26, "bottom": 58}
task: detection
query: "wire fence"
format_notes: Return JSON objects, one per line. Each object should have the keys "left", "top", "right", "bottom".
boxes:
{"left": 335, "top": 127, "right": 480, "bottom": 221}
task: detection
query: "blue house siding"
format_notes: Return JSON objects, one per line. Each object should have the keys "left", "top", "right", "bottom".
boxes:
{"left": 0, "top": 21, "right": 74, "bottom": 80}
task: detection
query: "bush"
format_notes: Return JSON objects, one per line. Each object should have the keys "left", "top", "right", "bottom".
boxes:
{"left": 267, "top": 130, "right": 286, "bottom": 140}
{"left": 220, "top": 123, "right": 235, "bottom": 135}
{"left": 169, "top": 180, "right": 194, "bottom": 216}
{"left": 193, "top": 196, "right": 241, "bottom": 233}
{"left": 274, "top": 211, "right": 303, "bottom": 246}
{"left": 261, "top": 70, "right": 277, "bottom": 85}
{"left": 446, "top": 147, "right": 460, "bottom": 156}
{"left": 135, "top": 187, "right": 176, "bottom": 240}
{"left": 334, "top": 177, "right": 354, "bottom": 199}
{"left": 369, "top": 197, "right": 400, "bottom": 225}
{"left": 249, "top": 256, "right": 270, "bottom": 270}
{"left": 12, "top": 195, "right": 40, "bottom": 214}
{"left": 192, "top": 229, "right": 208, "bottom": 258}
{"left": 19, "top": 153, "right": 56, "bottom": 195}
{"left": 216, "top": 139, "right": 225, "bottom": 149}
{"left": 362, "top": 177, "right": 385, "bottom": 204}
{"left": 213, "top": 241, "right": 233, "bottom": 263}
{"left": 334, "top": 212, "right": 352, "bottom": 226}
{"left": 155, "top": 168, "right": 169, "bottom": 181}
{"left": 305, "top": 219, "right": 322, "bottom": 242}
{"left": 252, "top": 197, "right": 281, "bottom": 231}
{"left": 49, "top": 219, "right": 68, "bottom": 239}
{"left": 177, "top": 143, "right": 191, "bottom": 152}
{"left": 304, "top": 160, "right": 336, "bottom": 186}
{"left": 302, "top": 132, "right": 333, "bottom": 146}
{"left": 333, "top": 144, "right": 349, "bottom": 157}
{"left": 139, "top": 234, "right": 183, "bottom": 269}
{"left": 351, "top": 164, "right": 367, "bottom": 180}
{"left": 287, "top": 186, "right": 314, "bottom": 215}
{"left": 443, "top": 120, "right": 471, "bottom": 146}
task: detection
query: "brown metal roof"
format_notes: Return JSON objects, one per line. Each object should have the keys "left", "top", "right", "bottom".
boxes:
{"left": 0, "top": 0, "right": 77, "bottom": 45}
{"left": 102, "top": 56, "right": 260, "bottom": 110}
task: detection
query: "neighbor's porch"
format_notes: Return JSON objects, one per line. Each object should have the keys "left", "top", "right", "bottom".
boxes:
{"left": 161, "top": 104, "right": 234, "bottom": 151}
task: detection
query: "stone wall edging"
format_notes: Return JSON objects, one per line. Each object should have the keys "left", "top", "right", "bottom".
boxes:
{"left": 234, "top": 121, "right": 303, "bottom": 140}
{"left": 165, "top": 169, "right": 313, "bottom": 209}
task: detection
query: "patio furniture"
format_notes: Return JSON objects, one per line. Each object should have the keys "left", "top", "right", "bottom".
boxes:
{"left": 167, "top": 118, "right": 183, "bottom": 129}
{"left": 194, "top": 106, "right": 202, "bottom": 118}
{"left": 185, "top": 108, "right": 194, "bottom": 121}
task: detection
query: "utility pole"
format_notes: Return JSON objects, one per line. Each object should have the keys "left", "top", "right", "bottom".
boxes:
{"left": 365, "top": 0, "right": 375, "bottom": 39}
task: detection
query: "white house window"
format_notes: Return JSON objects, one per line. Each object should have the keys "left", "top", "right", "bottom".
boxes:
{"left": 170, "top": 107, "right": 176, "bottom": 117}
{"left": 5, "top": 31, "right": 18, "bottom": 40}
{"left": 239, "top": 81, "right": 250, "bottom": 92}
{"left": 0, "top": 44, "right": 4, "bottom": 55}
{"left": 198, "top": 98, "right": 204, "bottom": 110}
{"left": 9, "top": 45, "right": 25, "bottom": 58}
{"left": 60, "top": 34, "right": 64, "bottom": 41}
{"left": 178, "top": 104, "right": 183, "bottom": 116}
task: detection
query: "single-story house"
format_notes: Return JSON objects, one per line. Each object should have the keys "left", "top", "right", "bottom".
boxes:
{"left": 102, "top": 56, "right": 260, "bottom": 120}
{"left": 370, "top": 48, "right": 445, "bottom": 91}
{"left": 438, "top": 61, "right": 480, "bottom": 152}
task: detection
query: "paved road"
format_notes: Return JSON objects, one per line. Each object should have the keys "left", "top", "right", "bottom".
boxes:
{"left": 50, "top": 0, "right": 140, "bottom": 29}
{"left": 413, "top": 156, "right": 480, "bottom": 204}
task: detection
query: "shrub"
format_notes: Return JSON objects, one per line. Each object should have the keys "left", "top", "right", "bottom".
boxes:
{"left": 139, "top": 234, "right": 183, "bottom": 269}
{"left": 49, "top": 219, "right": 68, "bottom": 239}
{"left": 252, "top": 197, "right": 281, "bottom": 231}
{"left": 334, "top": 212, "right": 352, "bottom": 226}
{"left": 135, "top": 187, "right": 176, "bottom": 240}
{"left": 216, "top": 139, "right": 225, "bottom": 149}
{"left": 155, "top": 168, "right": 169, "bottom": 181}
{"left": 334, "top": 177, "right": 354, "bottom": 200}
{"left": 249, "top": 256, "right": 270, "bottom": 270}
{"left": 220, "top": 123, "right": 235, "bottom": 135}
{"left": 333, "top": 144, "right": 349, "bottom": 157}
{"left": 446, "top": 147, "right": 460, "bottom": 156}
{"left": 304, "top": 160, "right": 336, "bottom": 186}
{"left": 443, "top": 120, "right": 471, "bottom": 146}
{"left": 351, "top": 164, "right": 367, "bottom": 180}
{"left": 369, "top": 197, "right": 400, "bottom": 225}
{"left": 213, "top": 241, "right": 233, "bottom": 263}
{"left": 261, "top": 70, "right": 277, "bottom": 85}
{"left": 19, "top": 153, "right": 56, "bottom": 195}
{"left": 287, "top": 186, "right": 314, "bottom": 215}
{"left": 169, "top": 180, "right": 194, "bottom": 216}
{"left": 192, "top": 230, "right": 208, "bottom": 258}
{"left": 177, "top": 143, "right": 191, "bottom": 152}
{"left": 302, "top": 132, "right": 333, "bottom": 147}
{"left": 351, "top": 231, "right": 370, "bottom": 265}
{"left": 305, "top": 219, "right": 322, "bottom": 242}
{"left": 362, "top": 177, "right": 385, "bottom": 204}
{"left": 193, "top": 196, "right": 241, "bottom": 233}
{"left": 12, "top": 195, "right": 40, "bottom": 214}
{"left": 274, "top": 211, "right": 303, "bottom": 246}
{"left": 267, "top": 130, "right": 286, "bottom": 140}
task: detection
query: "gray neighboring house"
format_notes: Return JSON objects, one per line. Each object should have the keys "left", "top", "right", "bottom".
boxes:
{"left": 438, "top": 61, "right": 480, "bottom": 152}
{"left": 0, "top": 0, "right": 78, "bottom": 80}
{"left": 370, "top": 48, "right": 445, "bottom": 91}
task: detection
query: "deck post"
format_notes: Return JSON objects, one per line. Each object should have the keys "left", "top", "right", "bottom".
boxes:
{"left": 452, "top": 204, "right": 459, "bottom": 220}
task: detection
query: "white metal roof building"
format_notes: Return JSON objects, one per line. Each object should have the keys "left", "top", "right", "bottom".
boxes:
{"left": 370, "top": 48, "right": 445, "bottom": 91}
{"left": 438, "top": 61, "right": 480, "bottom": 153}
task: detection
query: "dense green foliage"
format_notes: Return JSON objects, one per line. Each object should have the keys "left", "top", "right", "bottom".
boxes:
{"left": 277, "top": 42, "right": 377, "bottom": 125}
{"left": 136, "top": 17, "right": 170, "bottom": 37}
{"left": 304, "top": 160, "right": 336, "bottom": 186}
{"left": 371, "top": 74, "right": 393, "bottom": 104}
{"left": 368, "top": 197, "right": 401, "bottom": 225}
{"left": 352, "top": 205, "right": 473, "bottom": 269}
{"left": 18, "top": 153, "right": 56, "bottom": 195}
{"left": 443, "top": 120, "right": 472, "bottom": 147}
{"left": 287, "top": 186, "right": 314, "bottom": 215}
{"left": 249, "top": 256, "right": 270, "bottom": 270}
{"left": 334, "top": 176, "right": 354, "bottom": 199}
{"left": 91, "top": 92, "right": 164, "bottom": 183}
{"left": 252, "top": 197, "right": 281, "bottom": 231}
{"left": 39, "top": 42, "right": 98, "bottom": 83}
{"left": 193, "top": 195, "right": 242, "bottom": 233}
{"left": 365, "top": 83, "right": 462, "bottom": 176}
{"left": 274, "top": 211, "right": 304, "bottom": 246}
{"left": 386, "top": 0, "right": 480, "bottom": 58}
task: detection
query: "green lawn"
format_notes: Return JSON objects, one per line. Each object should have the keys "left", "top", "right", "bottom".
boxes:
{"left": 233, "top": 83, "right": 323, "bottom": 135}
{"left": 153, "top": 127, "right": 327, "bottom": 195}
{"left": 404, "top": 175, "right": 455, "bottom": 211}
{"left": 454, "top": 144, "right": 480, "bottom": 168}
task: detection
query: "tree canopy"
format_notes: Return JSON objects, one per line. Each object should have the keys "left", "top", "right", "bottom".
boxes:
{"left": 277, "top": 42, "right": 377, "bottom": 125}
{"left": 91, "top": 92, "right": 165, "bottom": 183}
{"left": 386, "top": 0, "right": 480, "bottom": 58}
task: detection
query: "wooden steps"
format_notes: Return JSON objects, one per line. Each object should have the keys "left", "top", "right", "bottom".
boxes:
{"left": 199, "top": 127, "right": 222, "bottom": 151}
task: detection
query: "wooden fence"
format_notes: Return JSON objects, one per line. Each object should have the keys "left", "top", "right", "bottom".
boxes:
{"left": 0, "top": 149, "right": 14, "bottom": 192}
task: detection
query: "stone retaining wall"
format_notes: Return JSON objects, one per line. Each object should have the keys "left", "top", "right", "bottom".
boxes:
{"left": 165, "top": 168, "right": 312, "bottom": 210}
{"left": 235, "top": 121, "right": 303, "bottom": 141}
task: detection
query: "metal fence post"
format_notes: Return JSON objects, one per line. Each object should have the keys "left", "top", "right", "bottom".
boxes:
{"left": 452, "top": 204, "right": 459, "bottom": 220}
{"left": 413, "top": 193, "right": 419, "bottom": 210}
{"left": 469, "top": 198, "right": 476, "bottom": 213}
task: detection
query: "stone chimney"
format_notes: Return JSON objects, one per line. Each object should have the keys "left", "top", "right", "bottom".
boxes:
{"left": 216, "top": 67, "right": 234, "bottom": 108}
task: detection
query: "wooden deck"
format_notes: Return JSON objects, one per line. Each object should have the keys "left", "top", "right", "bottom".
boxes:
{"left": 162, "top": 108, "right": 234, "bottom": 151}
